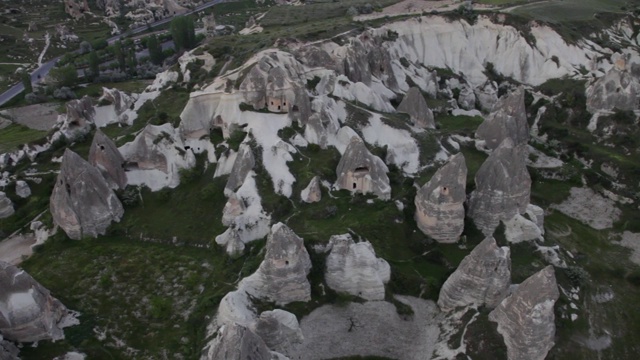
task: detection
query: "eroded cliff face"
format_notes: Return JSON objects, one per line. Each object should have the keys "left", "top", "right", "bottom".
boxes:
{"left": 586, "top": 53, "right": 640, "bottom": 113}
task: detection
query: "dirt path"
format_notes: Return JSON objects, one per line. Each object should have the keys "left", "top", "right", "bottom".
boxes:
{"left": 0, "top": 234, "right": 36, "bottom": 265}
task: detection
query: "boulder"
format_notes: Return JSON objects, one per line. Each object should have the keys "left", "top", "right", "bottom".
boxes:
{"left": 222, "top": 193, "right": 246, "bottom": 227}
{"left": 252, "top": 309, "right": 304, "bottom": 353}
{"left": 468, "top": 139, "right": 531, "bottom": 235}
{"left": 0, "top": 335, "right": 19, "bottom": 360}
{"left": 476, "top": 87, "right": 529, "bottom": 150}
{"left": 0, "top": 261, "right": 70, "bottom": 342}
{"left": 336, "top": 136, "right": 391, "bottom": 200}
{"left": 89, "top": 130, "right": 127, "bottom": 190}
{"left": 301, "top": 176, "right": 322, "bottom": 203}
{"left": 324, "top": 234, "right": 390, "bottom": 300}
{"left": 586, "top": 54, "right": 640, "bottom": 112}
{"left": 57, "top": 96, "right": 95, "bottom": 142}
{"left": 0, "top": 192, "right": 15, "bottom": 219}
{"left": 240, "top": 223, "right": 312, "bottom": 305}
{"left": 397, "top": 87, "right": 435, "bottom": 128}
{"left": 50, "top": 149, "right": 124, "bottom": 240}
{"left": 474, "top": 80, "right": 499, "bottom": 112}
{"left": 415, "top": 153, "right": 467, "bottom": 243}
{"left": 489, "top": 266, "right": 559, "bottom": 360}
{"left": 203, "top": 323, "right": 271, "bottom": 360}
{"left": 437, "top": 237, "right": 511, "bottom": 311}
{"left": 225, "top": 143, "right": 255, "bottom": 195}
{"left": 15, "top": 180, "right": 31, "bottom": 198}
{"left": 458, "top": 85, "right": 476, "bottom": 110}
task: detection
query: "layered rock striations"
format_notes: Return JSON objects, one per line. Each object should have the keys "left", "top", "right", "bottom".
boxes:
{"left": 336, "top": 136, "right": 391, "bottom": 200}
{"left": 468, "top": 139, "right": 531, "bottom": 235}
{"left": 0, "top": 261, "right": 70, "bottom": 343}
{"left": 324, "top": 234, "right": 390, "bottom": 301}
{"left": 397, "top": 87, "right": 435, "bottom": 128}
{"left": 437, "top": 237, "right": 511, "bottom": 311}
{"left": 50, "top": 149, "right": 124, "bottom": 240}
{"left": 476, "top": 87, "right": 529, "bottom": 150}
{"left": 415, "top": 153, "right": 467, "bottom": 243}
{"left": 89, "top": 130, "right": 127, "bottom": 189}
{"left": 240, "top": 223, "right": 312, "bottom": 305}
{"left": 489, "top": 265, "right": 560, "bottom": 360}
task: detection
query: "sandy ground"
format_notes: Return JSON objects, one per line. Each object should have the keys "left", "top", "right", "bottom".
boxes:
{"left": 354, "top": 0, "right": 498, "bottom": 21}
{"left": 0, "top": 103, "right": 60, "bottom": 130}
{"left": 285, "top": 296, "right": 442, "bottom": 360}
{"left": 551, "top": 187, "right": 621, "bottom": 230}
{"left": 0, "top": 233, "right": 36, "bottom": 265}
{"left": 619, "top": 232, "right": 640, "bottom": 266}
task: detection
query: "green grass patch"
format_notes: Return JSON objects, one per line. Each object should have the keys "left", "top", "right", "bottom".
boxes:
{"left": 0, "top": 123, "right": 47, "bottom": 153}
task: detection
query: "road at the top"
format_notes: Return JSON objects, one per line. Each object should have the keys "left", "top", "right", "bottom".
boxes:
{"left": 0, "top": 0, "right": 227, "bottom": 108}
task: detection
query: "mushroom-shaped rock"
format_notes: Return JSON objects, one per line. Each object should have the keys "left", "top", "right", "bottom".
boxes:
{"left": 58, "top": 96, "right": 95, "bottom": 142}
{"left": 336, "top": 136, "right": 391, "bottom": 200}
{"left": 225, "top": 143, "right": 255, "bottom": 195}
{"left": 437, "top": 237, "right": 511, "bottom": 311}
{"left": 252, "top": 309, "right": 304, "bottom": 353}
{"left": 89, "top": 130, "right": 127, "bottom": 190}
{"left": 468, "top": 139, "right": 531, "bottom": 235}
{"left": 203, "top": 323, "right": 271, "bottom": 360}
{"left": 415, "top": 153, "right": 467, "bottom": 243}
{"left": 586, "top": 54, "right": 640, "bottom": 112}
{"left": 324, "top": 234, "right": 390, "bottom": 300}
{"left": 476, "top": 87, "right": 528, "bottom": 150}
{"left": 50, "top": 149, "right": 124, "bottom": 240}
{"left": 15, "top": 181, "right": 31, "bottom": 198}
{"left": 397, "top": 87, "right": 435, "bottom": 128}
{"left": 0, "top": 192, "right": 15, "bottom": 219}
{"left": 240, "top": 223, "right": 312, "bottom": 305}
{"left": 300, "top": 176, "right": 322, "bottom": 203}
{"left": 0, "top": 261, "right": 70, "bottom": 342}
{"left": 489, "top": 266, "right": 559, "bottom": 360}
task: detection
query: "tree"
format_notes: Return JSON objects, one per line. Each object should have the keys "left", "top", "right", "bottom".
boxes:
{"left": 114, "top": 41, "right": 126, "bottom": 72}
{"left": 49, "top": 65, "right": 78, "bottom": 87}
{"left": 89, "top": 50, "right": 100, "bottom": 77}
{"left": 21, "top": 71, "right": 33, "bottom": 94}
{"left": 170, "top": 16, "right": 196, "bottom": 51}
{"left": 147, "top": 34, "right": 164, "bottom": 65}
{"left": 127, "top": 49, "right": 138, "bottom": 76}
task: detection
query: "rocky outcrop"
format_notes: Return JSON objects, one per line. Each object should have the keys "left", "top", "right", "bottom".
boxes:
{"left": 324, "top": 234, "right": 390, "bottom": 301}
{"left": 97, "top": 88, "right": 136, "bottom": 125}
{"left": 0, "top": 261, "right": 70, "bottom": 343}
{"left": 304, "top": 96, "right": 341, "bottom": 149}
{"left": 0, "top": 192, "right": 14, "bottom": 218}
{"left": 50, "top": 149, "right": 124, "bottom": 240}
{"left": 437, "top": 237, "right": 511, "bottom": 311}
{"left": 0, "top": 335, "right": 19, "bottom": 360}
{"left": 489, "top": 266, "right": 559, "bottom": 360}
{"left": 586, "top": 54, "right": 640, "bottom": 112}
{"left": 15, "top": 180, "right": 31, "bottom": 198}
{"left": 336, "top": 136, "right": 391, "bottom": 200}
{"left": 222, "top": 193, "right": 246, "bottom": 227}
{"left": 474, "top": 80, "right": 499, "bottom": 112}
{"left": 397, "top": 87, "right": 435, "bottom": 128}
{"left": 458, "top": 85, "right": 476, "bottom": 110}
{"left": 57, "top": 96, "right": 95, "bottom": 142}
{"left": 118, "top": 124, "right": 196, "bottom": 191}
{"left": 203, "top": 323, "right": 271, "bottom": 360}
{"left": 415, "top": 153, "right": 467, "bottom": 243}
{"left": 252, "top": 309, "right": 304, "bottom": 353}
{"left": 89, "top": 130, "right": 127, "bottom": 190}
{"left": 468, "top": 139, "right": 531, "bottom": 235}
{"left": 301, "top": 176, "right": 322, "bottom": 203}
{"left": 476, "top": 87, "right": 529, "bottom": 150}
{"left": 64, "top": 0, "right": 89, "bottom": 19}
{"left": 225, "top": 143, "right": 255, "bottom": 195}
{"left": 240, "top": 223, "right": 312, "bottom": 305}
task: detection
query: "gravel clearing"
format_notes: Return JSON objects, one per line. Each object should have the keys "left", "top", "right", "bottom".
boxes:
{"left": 551, "top": 187, "right": 621, "bottom": 230}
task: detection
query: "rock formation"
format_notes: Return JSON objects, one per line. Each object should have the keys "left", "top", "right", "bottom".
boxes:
{"left": 0, "top": 261, "right": 70, "bottom": 342}
{"left": 0, "top": 335, "right": 19, "bottom": 360}
{"left": 437, "top": 237, "right": 511, "bottom": 311}
{"left": 15, "top": 180, "right": 31, "bottom": 198}
{"left": 252, "top": 309, "right": 304, "bottom": 353}
{"left": 396, "top": 87, "right": 435, "bottom": 128}
{"left": 301, "top": 176, "right": 322, "bottom": 203}
{"left": 336, "top": 136, "right": 391, "bottom": 200}
{"left": 458, "top": 85, "right": 477, "bottom": 110}
{"left": 474, "top": 80, "right": 499, "bottom": 112}
{"left": 225, "top": 143, "right": 255, "bottom": 195}
{"left": 57, "top": 96, "right": 95, "bottom": 142}
{"left": 98, "top": 88, "right": 136, "bottom": 124}
{"left": 586, "top": 54, "right": 640, "bottom": 112}
{"left": 0, "top": 192, "right": 14, "bottom": 219}
{"left": 468, "top": 139, "right": 531, "bottom": 235}
{"left": 50, "top": 149, "right": 124, "bottom": 240}
{"left": 240, "top": 223, "right": 312, "bottom": 305}
{"left": 324, "top": 234, "right": 390, "bottom": 301}
{"left": 475, "top": 87, "right": 529, "bottom": 150}
{"left": 222, "top": 193, "right": 246, "bottom": 227}
{"left": 203, "top": 323, "right": 272, "bottom": 360}
{"left": 64, "top": 0, "right": 89, "bottom": 19}
{"left": 89, "top": 130, "right": 127, "bottom": 190}
{"left": 414, "top": 153, "right": 467, "bottom": 243}
{"left": 489, "top": 266, "right": 559, "bottom": 360}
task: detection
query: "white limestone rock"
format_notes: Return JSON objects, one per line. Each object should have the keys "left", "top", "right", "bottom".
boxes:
{"left": 0, "top": 192, "right": 15, "bottom": 218}
{"left": 225, "top": 143, "right": 255, "bottom": 195}
{"left": 503, "top": 213, "right": 543, "bottom": 244}
{"left": 586, "top": 53, "right": 640, "bottom": 112}
{"left": 56, "top": 96, "right": 95, "bottom": 142}
{"left": 300, "top": 176, "right": 322, "bottom": 203}
{"left": 252, "top": 309, "right": 304, "bottom": 353}
{"left": 88, "top": 130, "right": 127, "bottom": 190}
{"left": 397, "top": 87, "right": 435, "bottom": 128}
{"left": 15, "top": 180, "right": 31, "bottom": 198}
{"left": 458, "top": 85, "right": 477, "bottom": 110}
{"left": 437, "top": 237, "right": 511, "bottom": 311}
{"left": 202, "top": 323, "right": 272, "bottom": 360}
{"left": 414, "top": 153, "right": 467, "bottom": 243}
{"left": 324, "top": 234, "right": 390, "bottom": 301}
{"left": 489, "top": 266, "right": 560, "bottom": 360}
{"left": 476, "top": 87, "right": 529, "bottom": 150}
{"left": 335, "top": 136, "right": 391, "bottom": 200}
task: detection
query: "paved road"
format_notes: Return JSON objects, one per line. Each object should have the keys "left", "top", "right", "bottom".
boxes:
{"left": 0, "top": 0, "right": 227, "bottom": 108}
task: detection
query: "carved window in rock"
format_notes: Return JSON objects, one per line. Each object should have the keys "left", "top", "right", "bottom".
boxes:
{"left": 354, "top": 166, "right": 369, "bottom": 176}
